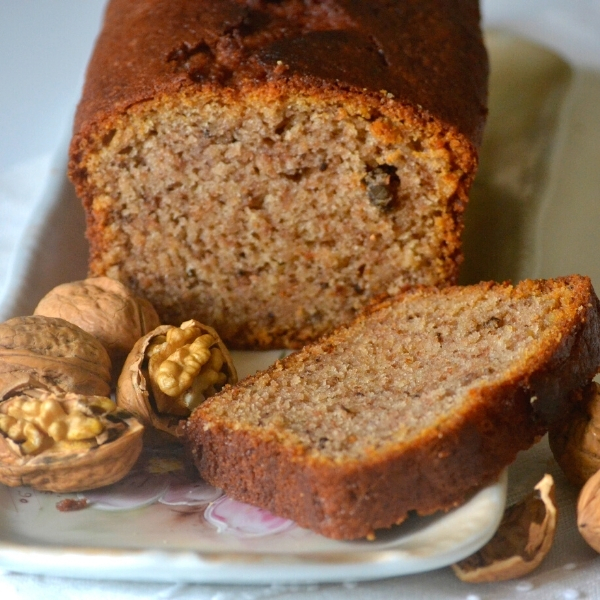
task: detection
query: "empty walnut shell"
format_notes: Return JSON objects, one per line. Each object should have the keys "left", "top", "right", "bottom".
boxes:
{"left": 452, "top": 474, "right": 557, "bottom": 583}
{"left": 0, "top": 315, "right": 112, "bottom": 400}
{"left": 34, "top": 277, "right": 160, "bottom": 381}
{"left": 117, "top": 320, "right": 237, "bottom": 437}
{"left": 549, "top": 382, "right": 600, "bottom": 487}
{"left": 0, "top": 390, "right": 143, "bottom": 492}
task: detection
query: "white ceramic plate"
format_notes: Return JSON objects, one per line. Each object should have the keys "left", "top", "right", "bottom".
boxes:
{"left": 1, "top": 30, "right": 599, "bottom": 585}
{"left": 0, "top": 476, "right": 507, "bottom": 584}
{"left": 0, "top": 351, "right": 508, "bottom": 585}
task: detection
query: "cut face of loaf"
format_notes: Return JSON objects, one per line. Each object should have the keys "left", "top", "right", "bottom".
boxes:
{"left": 185, "top": 276, "right": 600, "bottom": 540}
{"left": 69, "top": 0, "right": 488, "bottom": 349}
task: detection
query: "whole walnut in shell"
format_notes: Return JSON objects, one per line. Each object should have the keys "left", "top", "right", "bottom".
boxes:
{"left": 549, "top": 382, "right": 600, "bottom": 487}
{"left": 117, "top": 320, "right": 237, "bottom": 437}
{"left": 577, "top": 465, "right": 600, "bottom": 552}
{"left": 0, "top": 390, "right": 143, "bottom": 492}
{"left": 0, "top": 315, "right": 112, "bottom": 400}
{"left": 34, "top": 277, "right": 160, "bottom": 379}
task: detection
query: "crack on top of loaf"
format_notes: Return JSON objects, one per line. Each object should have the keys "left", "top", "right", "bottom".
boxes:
{"left": 166, "top": 41, "right": 212, "bottom": 66}
{"left": 163, "top": 0, "right": 358, "bottom": 86}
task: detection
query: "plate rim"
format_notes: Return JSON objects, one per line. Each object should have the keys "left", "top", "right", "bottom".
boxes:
{"left": 0, "top": 471, "right": 506, "bottom": 584}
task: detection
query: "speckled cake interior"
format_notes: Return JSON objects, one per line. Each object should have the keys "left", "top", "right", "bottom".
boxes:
{"left": 83, "top": 93, "right": 464, "bottom": 348}
{"left": 185, "top": 277, "right": 600, "bottom": 539}
{"left": 69, "top": 0, "right": 488, "bottom": 349}
{"left": 198, "top": 282, "right": 570, "bottom": 460}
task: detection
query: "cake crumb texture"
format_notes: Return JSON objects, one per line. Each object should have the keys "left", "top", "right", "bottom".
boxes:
{"left": 185, "top": 276, "right": 600, "bottom": 539}
{"left": 69, "top": 0, "right": 488, "bottom": 348}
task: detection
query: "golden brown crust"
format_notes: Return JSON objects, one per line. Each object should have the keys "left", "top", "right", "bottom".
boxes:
{"left": 71, "top": 0, "right": 487, "bottom": 147}
{"left": 191, "top": 385, "right": 542, "bottom": 539}
{"left": 184, "top": 276, "right": 600, "bottom": 540}
{"left": 68, "top": 0, "right": 488, "bottom": 350}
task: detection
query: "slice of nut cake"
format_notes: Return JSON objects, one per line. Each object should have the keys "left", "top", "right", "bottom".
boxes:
{"left": 184, "top": 276, "right": 600, "bottom": 540}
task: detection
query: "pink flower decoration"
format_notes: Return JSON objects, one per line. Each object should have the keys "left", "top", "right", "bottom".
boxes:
{"left": 76, "top": 442, "right": 297, "bottom": 539}
{"left": 159, "top": 478, "right": 222, "bottom": 506}
{"left": 204, "top": 496, "right": 296, "bottom": 537}
{"left": 78, "top": 443, "right": 222, "bottom": 511}
{"left": 81, "top": 470, "right": 223, "bottom": 511}
{"left": 81, "top": 471, "right": 171, "bottom": 510}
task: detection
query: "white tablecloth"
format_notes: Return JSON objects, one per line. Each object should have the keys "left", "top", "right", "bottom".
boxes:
{"left": 1, "top": 1, "right": 600, "bottom": 598}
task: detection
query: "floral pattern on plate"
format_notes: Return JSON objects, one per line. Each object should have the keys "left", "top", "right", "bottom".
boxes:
{"left": 77, "top": 440, "right": 297, "bottom": 538}
{"left": 204, "top": 495, "right": 296, "bottom": 536}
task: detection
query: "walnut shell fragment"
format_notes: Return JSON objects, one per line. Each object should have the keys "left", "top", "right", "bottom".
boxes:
{"left": 0, "top": 315, "right": 112, "bottom": 400}
{"left": 549, "top": 382, "right": 600, "bottom": 487}
{"left": 0, "top": 390, "right": 143, "bottom": 492}
{"left": 452, "top": 474, "right": 557, "bottom": 583}
{"left": 577, "top": 466, "right": 600, "bottom": 552}
{"left": 117, "top": 320, "right": 237, "bottom": 437}
{"left": 34, "top": 277, "right": 160, "bottom": 380}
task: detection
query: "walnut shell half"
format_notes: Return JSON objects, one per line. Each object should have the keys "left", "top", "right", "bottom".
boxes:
{"left": 117, "top": 320, "right": 237, "bottom": 437}
{"left": 34, "top": 277, "right": 160, "bottom": 381}
{"left": 0, "top": 390, "right": 143, "bottom": 492}
{"left": 0, "top": 315, "right": 112, "bottom": 400}
{"left": 452, "top": 474, "right": 557, "bottom": 583}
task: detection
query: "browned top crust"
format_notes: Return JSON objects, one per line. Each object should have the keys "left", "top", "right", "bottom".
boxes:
{"left": 72, "top": 0, "right": 488, "bottom": 148}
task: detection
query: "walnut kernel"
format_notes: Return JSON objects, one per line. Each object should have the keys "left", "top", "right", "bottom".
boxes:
{"left": 0, "top": 392, "right": 113, "bottom": 454}
{"left": 0, "top": 390, "right": 143, "bottom": 492}
{"left": 148, "top": 327, "right": 228, "bottom": 415}
{"left": 117, "top": 320, "right": 237, "bottom": 436}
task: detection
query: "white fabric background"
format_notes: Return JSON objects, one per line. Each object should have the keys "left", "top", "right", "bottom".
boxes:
{"left": 1, "top": 0, "right": 600, "bottom": 598}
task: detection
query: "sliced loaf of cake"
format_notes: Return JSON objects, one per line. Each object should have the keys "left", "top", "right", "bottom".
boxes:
{"left": 68, "top": 0, "right": 488, "bottom": 349}
{"left": 184, "top": 276, "right": 600, "bottom": 540}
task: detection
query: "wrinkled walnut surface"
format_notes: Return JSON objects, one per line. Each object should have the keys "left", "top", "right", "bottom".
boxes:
{"left": 549, "top": 382, "right": 600, "bottom": 487}
{"left": 117, "top": 320, "right": 237, "bottom": 437}
{"left": 452, "top": 474, "right": 557, "bottom": 583}
{"left": 577, "top": 465, "right": 600, "bottom": 552}
{"left": 34, "top": 277, "right": 160, "bottom": 380}
{"left": 0, "top": 390, "right": 143, "bottom": 492}
{"left": 0, "top": 315, "right": 112, "bottom": 400}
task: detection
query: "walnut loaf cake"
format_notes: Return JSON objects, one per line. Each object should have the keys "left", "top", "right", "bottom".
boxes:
{"left": 69, "top": 0, "right": 488, "bottom": 349}
{"left": 185, "top": 276, "right": 600, "bottom": 540}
